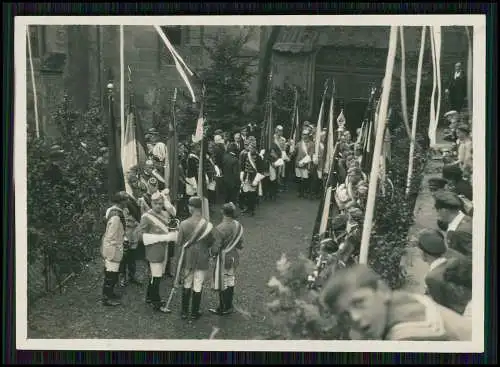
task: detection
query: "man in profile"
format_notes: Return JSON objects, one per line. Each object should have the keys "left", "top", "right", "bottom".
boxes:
{"left": 320, "top": 264, "right": 471, "bottom": 340}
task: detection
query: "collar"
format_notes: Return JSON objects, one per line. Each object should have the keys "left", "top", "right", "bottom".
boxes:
{"left": 429, "top": 257, "right": 447, "bottom": 272}
{"left": 448, "top": 211, "right": 465, "bottom": 232}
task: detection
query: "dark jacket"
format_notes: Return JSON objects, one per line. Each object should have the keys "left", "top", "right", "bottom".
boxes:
{"left": 214, "top": 143, "right": 226, "bottom": 169}
{"left": 222, "top": 151, "right": 240, "bottom": 188}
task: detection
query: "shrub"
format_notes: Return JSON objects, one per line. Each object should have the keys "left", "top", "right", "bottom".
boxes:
{"left": 27, "top": 96, "right": 109, "bottom": 294}
{"left": 263, "top": 254, "right": 350, "bottom": 340}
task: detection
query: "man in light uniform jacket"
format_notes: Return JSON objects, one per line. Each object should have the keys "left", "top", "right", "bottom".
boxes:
{"left": 139, "top": 191, "right": 177, "bottom": 313}
{"left": 101, "top": 192, "right": 130, "bottom": 307}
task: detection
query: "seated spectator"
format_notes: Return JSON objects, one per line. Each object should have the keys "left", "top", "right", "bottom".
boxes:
{"left": 433, "top": 191, "right": 472, "bottom": 236}
{"left": 442, "top": 164, "right": 473, "bottom": 202}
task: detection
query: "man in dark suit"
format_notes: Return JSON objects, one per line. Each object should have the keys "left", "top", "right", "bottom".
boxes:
{"left": 433, "top": 191, "right": 473, "bottom": 238}
{"left": 222, "top": 143, "right": 241, "bottom": 205}
{"left": 445, "top": 62, "right": 467, "bottom": 112}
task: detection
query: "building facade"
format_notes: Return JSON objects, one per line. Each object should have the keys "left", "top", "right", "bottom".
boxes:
{"left": 26, "top": 25, "right": 469, "bottom": 137}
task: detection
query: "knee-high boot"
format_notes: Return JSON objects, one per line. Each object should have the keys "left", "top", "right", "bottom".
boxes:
{"left": 209, "top": 290, "right": 225, "bottom": 315}
{"left": 102, "top": 271, "right": 121, "bottom": 306}
{"left": 151, "top": 277, "right": 165, "bottom": 310}
{"left": 181, "top": 288, "right": 191, "bottom": 320}
{"left": 190, "top": 290, "right": 203, "bottom": 320}
{"left": 223, "top": 287, "right": 234, "bottom": 314}
{"left": 145, "top": 277, "right": 154, "bottom": 303}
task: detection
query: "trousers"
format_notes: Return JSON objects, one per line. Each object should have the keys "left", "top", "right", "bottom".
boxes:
{"left": 183, "top": 269, "right": 206, "bottom": 292}
{"left": 104, "top": 259, "right": 120, "bottom": 272}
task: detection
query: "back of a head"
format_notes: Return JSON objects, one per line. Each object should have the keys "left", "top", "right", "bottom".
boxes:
{"left": 222, "top": 202, "right": 237, "bottom": 218}
{"left": 443, "top": 256, "right": 472, "bottom": 290}
{"left": 442, "top": 164, "right": 463, "bottom": 182}
{"left": 320, "top": 264, "right": 381, "bottom": 312}
{"left": 111, "top": 191, "right": 129, "bottom": 206}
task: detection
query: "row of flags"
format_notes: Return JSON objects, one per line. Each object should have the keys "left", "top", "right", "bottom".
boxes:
{"left": 107, "top": 26, "right": 210, "bottom": 220}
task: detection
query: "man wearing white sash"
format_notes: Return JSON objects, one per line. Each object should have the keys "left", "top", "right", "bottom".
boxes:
{"left": 139, "top": 191, "right": 178, "bottom": 313}
{"left": 209, "top": 203, "right": 244, "bottom": 315}
{"left": 240, "top": 137, "right": 265, "bottom": 216}
{"left": 174, "top": 196, "right": 215, "bottom": 320}
{"left": 291, "top": 126, "right": 314, "bottom": 198}
{"left": 274, "top": 125, "right": 288, "bottom": 189}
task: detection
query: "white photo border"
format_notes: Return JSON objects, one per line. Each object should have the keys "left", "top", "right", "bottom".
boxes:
{"left": 14, "top": 15, "right": 487, "bottom": 353}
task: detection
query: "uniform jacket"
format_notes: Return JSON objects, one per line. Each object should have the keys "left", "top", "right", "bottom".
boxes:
{"left": 240, "top": 151, "right": 265, "bottom": 183}
{"left": 177, "top": 215, "right": 215, "bottom": 271}
{"left": 139, "top": 209, "right": 172, "bottom": 263}
{"left": 186, "top": 153, "right": 199, "bottom": 179}
{"left": 383, "top": 291, "right": 472, "bottom": 341}
{"left": 294, "top": 140, "right": 315, "bottom": 168}
{"left": 101, "top": 206, "right": 125, "bottom": 263}
{"left": 214, "top": 218, "right": 244, "bottom": 270}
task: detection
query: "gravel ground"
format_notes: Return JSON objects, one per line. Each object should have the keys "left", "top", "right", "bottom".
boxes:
{"left": 27, "top": 188, "right": 319, "bottom": 339}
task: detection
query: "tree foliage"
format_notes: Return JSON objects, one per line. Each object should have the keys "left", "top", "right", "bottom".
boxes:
{"left": 200, "top": 30, "right": 256, "bottom": 133}
{"left": 27, "top": 96, "right": 109, "bottom": 287}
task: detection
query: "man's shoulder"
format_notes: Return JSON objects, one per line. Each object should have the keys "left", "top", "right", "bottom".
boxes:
{"left": 386, "top": 292, "right": 448, "bottom": 341}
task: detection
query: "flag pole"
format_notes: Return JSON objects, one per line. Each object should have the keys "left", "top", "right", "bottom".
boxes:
{"left": 120, "top": 25, "right": 125, "bottom": 148}
{"left": 465, "top": 26, "right": 473, "bottom": 120}
{"left": 358, "top": 26, "right": 399, "bottom": 265}
{"left": 26, "top": 27, "right": 40, "bottom": 138}
{"left": 405, "top": 26, "right": 426, "bottom": 196}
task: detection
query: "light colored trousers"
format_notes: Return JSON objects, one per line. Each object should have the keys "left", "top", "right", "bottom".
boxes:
{"left": 183, "top": 269, "right": 207, "bottom": 292}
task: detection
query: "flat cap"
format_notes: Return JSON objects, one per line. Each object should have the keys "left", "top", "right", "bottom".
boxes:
{"left": 417, "top": 228, "right": 446, "bottom": 256}
{"left": 188, "top": 196, "right": 202, "bottom": 209}
{"left": 434, "top": 191, "right": 464, "bottom": 210}
{"left": 148, "top": 127, "right": 159, "bottom": 135}
{"left": 428, "top": 177, "right": 448, "bottom": 189}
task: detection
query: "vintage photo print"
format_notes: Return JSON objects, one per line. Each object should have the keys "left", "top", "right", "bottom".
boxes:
{"left": 15, "top": 15, "right": 486, "bottom": 352}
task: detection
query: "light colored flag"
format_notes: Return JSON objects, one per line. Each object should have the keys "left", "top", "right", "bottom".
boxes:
{"left": 122, "top": 111, "right": 146, "bottom": 195}
{"left": 155, "top": 25, "right": 197, "bottom": 103}
{"left": 323, "top": 87, "right": 335, "bottom": 175}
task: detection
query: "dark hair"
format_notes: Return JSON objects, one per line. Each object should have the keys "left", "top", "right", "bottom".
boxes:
{"left": 444, "top": 257, "right": 472, "bottom": 290}
{"left": 222, "top": 204, "right": 236, "bottom": 218}
{"left": 321, "top": 264, "right": 381, "bottom": 312}
{"left": 111, "top": 191, "right": 129, "bottom": 205}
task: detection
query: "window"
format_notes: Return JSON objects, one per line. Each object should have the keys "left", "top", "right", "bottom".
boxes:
{"left": 27, "top": 25, "right": 46, "bottom": 59}
{"left": 158, "top": 26, "right": 184, "bottom": 67}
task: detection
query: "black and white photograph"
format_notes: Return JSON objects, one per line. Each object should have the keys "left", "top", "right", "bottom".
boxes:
{"left": 15, "top": 15, "right": 486, "bottom": 352}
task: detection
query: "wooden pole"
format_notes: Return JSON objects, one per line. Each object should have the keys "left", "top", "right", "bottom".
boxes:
{"left": 26, "top": 27, "right": 40, "bottom": 138}
{"left": 120, "top": 25, "right": 125, "bottom": 148}
{"left": 465, "top": 26, "right": 473, "bottom": 120}
{"left": 358, "top": 26, "right": 399, "bottom": 265}
{"left": 405, "top": 26, "right": 427, "bottom": 196}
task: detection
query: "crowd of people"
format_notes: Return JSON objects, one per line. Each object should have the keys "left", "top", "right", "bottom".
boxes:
{"left": 317, "top": 105, "right": 474, "bottom": 340}
{"left": 98, "top": 57, "right": 476, "bottom": 339}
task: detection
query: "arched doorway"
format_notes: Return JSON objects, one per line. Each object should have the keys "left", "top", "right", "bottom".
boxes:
{"left": 313, "top": 45, "right": 385, "bottom": 132}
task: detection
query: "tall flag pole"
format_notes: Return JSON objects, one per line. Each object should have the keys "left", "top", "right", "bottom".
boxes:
{"left": 406, "top": 26, "right": 427, "bottom": 196}
{"left": 26, "top": 27, "right": 40, "bottom": 138}
{"left": 195, "top": 85, "right": 210, "bottom": 220}
{"left": 290, "top": 87, "right": 300, "bottom": 146}
{"left": 428, "top": 26, "right": 442, "bottom": 147}
{"left": 399, "top": 26, "right": 412, "bottom": 139}
{"left": 155, "top": 25, "right": 197, "bottom": 103}
{"left": 122, "top": 66, "right": 147, "bottom": 195}
{"left": 106, "top": 69, "right": 125, "bottom": 196}
{"left": 314, "top": 79, "right": 329, "bottom": 169}
{"left": 260, "top": 72, "right": 274, "bottom": 153}
{"left": 120, "top": 25, "right": 125, "bottom": 148}
{"left": 166, "top": 88, "right": 179, "bottom": 209}
{"left": 323, "top": 80, "right": 336, "bottom": 176}
{"left": 358, "top": 26, "right": 399, "bottom": 265}
{"left": 465, "top": 26, "right": 473, "bottom": 120}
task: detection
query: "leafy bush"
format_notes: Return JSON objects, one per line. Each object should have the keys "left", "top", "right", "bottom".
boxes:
{"left": 272, "top": 83, "right": 310, "bottom": 137}
{"left": 369, "top": 117, "right": 429, "bottom": 289}
{"left": 263, "top": 254, "right": 350, "bottom": 340}
{"left": 27, "top": 96, "right": 109, "bottom": 289}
